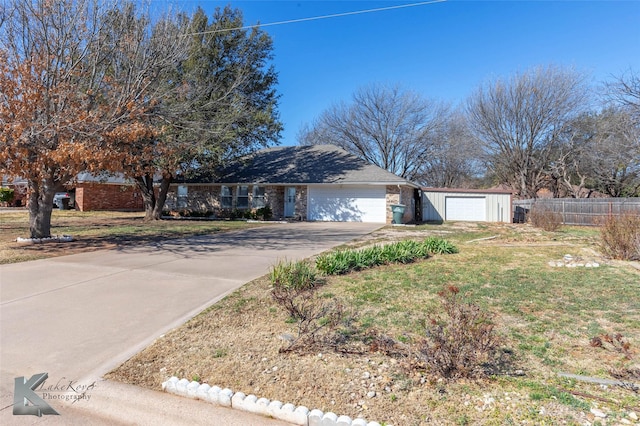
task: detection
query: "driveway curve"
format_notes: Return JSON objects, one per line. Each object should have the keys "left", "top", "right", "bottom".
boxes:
{"left": 0, "top": 222, "right": 382, "bottom": 425}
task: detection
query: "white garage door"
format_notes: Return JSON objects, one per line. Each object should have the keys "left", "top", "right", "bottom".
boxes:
{"left": 308, "top": 186, "right": 387, "bottom": 223}
{"left": 445, "top": 196, "right": 486, "bottom": 221}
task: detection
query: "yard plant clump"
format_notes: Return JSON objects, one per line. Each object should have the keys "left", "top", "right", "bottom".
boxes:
{"left": 315, "top": 237, "right": 458, "bottom": 275}
{"left": 420, "top": 285, "right": 503, "bottom": 379}
{"left": 600, "top": 212, "right": 640, "bottom": 260}
{"left": 270, "top": 260, "right": 354, "bottom": 353}
{"left": 528, "top": 204, "right": 563, "bottom": 231}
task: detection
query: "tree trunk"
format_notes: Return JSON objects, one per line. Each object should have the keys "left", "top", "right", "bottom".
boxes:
{"left": 27, "top": 178, "right": 55, "bottom": 239}
{"left": 152, "top": 176, "right": 172, "bottom": 219}
{"left": 135, "top": 173, "right": 172, "bottom": 220}
{"left": 135, "top": 174, "right": 157, "bottom": 221}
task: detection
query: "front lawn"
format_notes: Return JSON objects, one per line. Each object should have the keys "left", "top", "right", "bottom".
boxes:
{"left": 107, "top": 222, "right": 640, "bottom": 425}
{"left": 0, "top": 210, "right": 262, "bottom": 264}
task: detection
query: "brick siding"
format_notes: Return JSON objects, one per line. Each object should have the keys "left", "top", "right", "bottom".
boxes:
{"left": 75, "top": 183, "right": 143, "bottom": 211}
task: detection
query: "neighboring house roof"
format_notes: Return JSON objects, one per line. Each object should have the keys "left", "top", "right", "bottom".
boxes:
{"left": 2, "top": 176, "right": 28, "bottom": 186}
{"left": 76, "top": 172, "right": 136, "bottom": 185}
{"left": 211, "top": 144, "right": 419, "bottom": 187}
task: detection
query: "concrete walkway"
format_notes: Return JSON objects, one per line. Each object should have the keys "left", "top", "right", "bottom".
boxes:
{"left": 0, "top": 222, "right": 382, "bottom": 425}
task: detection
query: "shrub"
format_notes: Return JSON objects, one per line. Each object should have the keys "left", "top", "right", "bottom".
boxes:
{"left": 0, "top": 187, "right": 14, "bottom": 204}
{"left": 256, "top": 205, "right": 273, "bottom": 220}
{"left": 269, "top": 260, "right": 355, "bottom": 353}
{"left": 528, "top": 205, "right": 563, "bottom": 231}
{"left": 600, "top": 213, "right": 640, "bottom": 260}
{"left": 420, "top": 285, "right": 502, "bottom": 379}
{"left": 278, "top": 295, "right": 355, "bottom": 354}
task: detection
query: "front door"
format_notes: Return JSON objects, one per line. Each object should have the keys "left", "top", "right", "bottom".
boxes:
{"left": 284, "top": 187, "right": 296, "bottom": 217}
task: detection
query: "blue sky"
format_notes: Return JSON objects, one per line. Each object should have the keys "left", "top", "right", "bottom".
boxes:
{"left": 160, "top": 1, "right": 640, "bottom": 145}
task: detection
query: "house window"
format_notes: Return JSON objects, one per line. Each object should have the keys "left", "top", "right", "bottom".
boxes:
{"left": 221, "top": 186, "right": 232, "bottom": 208}
{"left": 177, "top": 185, "right": 188, "bottom": 209}
{"left": 252, "top": 186, "right": 266, "bottom": 208}
{"left": 237, "top": 185, "right": 249, "bottom": 209}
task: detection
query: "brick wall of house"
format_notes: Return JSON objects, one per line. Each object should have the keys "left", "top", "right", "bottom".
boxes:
{"left": 75, "top": 183, "right": 143, "bottom": 211}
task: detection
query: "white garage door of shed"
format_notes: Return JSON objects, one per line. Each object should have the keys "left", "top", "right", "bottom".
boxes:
{"left": 308, "top": 186, "right": 386, "bottom": 223}
{"left": 445, "top": 196, "right": 486, "bottom": 221}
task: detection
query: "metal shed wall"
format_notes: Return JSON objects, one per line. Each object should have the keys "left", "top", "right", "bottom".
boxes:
{"left": 422, "top": 190, "right": 512, "bottom": 223}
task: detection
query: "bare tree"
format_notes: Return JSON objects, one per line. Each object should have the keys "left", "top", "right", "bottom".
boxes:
{"left": 298, "top": 84, "right": 448, "bottom": 180}
{"left": 588, "top": 109, "right": 639, "bottom": 197}
{"left": 547, "top": 114, "right": 597, "bottom": 198}
{"left": 605, "top": 69, "right": 640, "bottom": 120}
{"left": 466, "top": 66, "right": 588, "bottom": 199}
{"left": 416, "top": 110, "right": 484, "bottom": 187}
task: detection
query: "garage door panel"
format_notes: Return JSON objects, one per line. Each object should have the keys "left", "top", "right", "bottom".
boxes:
{"left": 445, "top": 197, "right": 486, "bottom": 221}
{"left": 309, "top": 186, "right": 386, "bottom": 223}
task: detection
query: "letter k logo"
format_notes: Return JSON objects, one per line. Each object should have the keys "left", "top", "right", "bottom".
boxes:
{"left": 13, "top": 373, "right": 59, "bottom": 416}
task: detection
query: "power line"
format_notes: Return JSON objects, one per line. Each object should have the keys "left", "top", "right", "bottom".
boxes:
{"left": 185, "top": 1, "right": 446, "bottom": 36}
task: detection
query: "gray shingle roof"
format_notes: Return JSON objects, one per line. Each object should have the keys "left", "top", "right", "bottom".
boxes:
{"left": 215, "top": 145, "right": 417, "bottom": 186}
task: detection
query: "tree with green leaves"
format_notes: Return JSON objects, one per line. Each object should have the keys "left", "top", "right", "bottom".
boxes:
{"left": 130, "top": 6, "right": 282, "bottom": 220}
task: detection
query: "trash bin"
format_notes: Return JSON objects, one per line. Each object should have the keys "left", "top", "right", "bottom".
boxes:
{"left": 391, "top": 204, "right": 406, "bottom": 224}
{"left": 59, "top": 198, "right": 70, "bottom": 210}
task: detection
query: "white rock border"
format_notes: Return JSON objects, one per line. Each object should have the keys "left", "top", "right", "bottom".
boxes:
{"left": 16, "top": 235, "right": 74, "bottom": 245}
{"left": 162, "top": 377, "right": 387, "bottom": 426}
{"left": 548, "top": 253, "right": 600, "bottom": 268}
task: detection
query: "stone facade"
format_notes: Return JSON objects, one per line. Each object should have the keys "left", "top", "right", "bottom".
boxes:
{"left": 293, "top": 185, "right": 308, "bottom": 221}
{"left": 165, "top": 184, "right": 308, "bottom": 220}
{"left": 165, "top": 185, "right": 220, "bottom": 212}
{"left": 385, "top": 185, "right": 415, "bottom": 223}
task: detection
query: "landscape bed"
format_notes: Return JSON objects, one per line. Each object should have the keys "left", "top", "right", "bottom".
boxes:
{"left": 104, "top": 222, "right": 639, "bottom": 425}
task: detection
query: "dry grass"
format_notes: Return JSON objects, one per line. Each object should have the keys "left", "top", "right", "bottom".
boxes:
{"left": 0, "top": 209, "right": 261, "bottom": 264}
{"left": 105, "top": 222, "right": 640, "bottom": 426}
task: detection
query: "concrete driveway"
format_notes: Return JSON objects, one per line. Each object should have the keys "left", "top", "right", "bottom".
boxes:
{"left": 0, "top": 222, "right": 382, "bottom": 424}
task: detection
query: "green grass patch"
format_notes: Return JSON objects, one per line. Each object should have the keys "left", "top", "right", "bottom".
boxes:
{"left": 315, "top": 237, "right": 457, "bottom": 275}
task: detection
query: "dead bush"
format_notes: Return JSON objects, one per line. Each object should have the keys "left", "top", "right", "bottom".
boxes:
{"left": 590, "top": 333, "right": 634, "bottom": 360}
{"left": 528, "top": 205, "right": 563, "bottom": 231}
{"left": 278, "top": 295, "right": 357, "bottom": 354}
{"left": 419, "top": 285, "right": 502, "bottom": 379}
{"left": 270, "top": 260, "right": 319, "bottom": 319}
{"left": 600, "top": 212, "right": 640, "bottom": 261}
{"left": 269, "top": 260, "right": 356, "bottom": 353}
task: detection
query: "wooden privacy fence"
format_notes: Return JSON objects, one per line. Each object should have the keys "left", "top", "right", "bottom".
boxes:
{"left": 512, "top": 198, "right": 640, "bottom": 226}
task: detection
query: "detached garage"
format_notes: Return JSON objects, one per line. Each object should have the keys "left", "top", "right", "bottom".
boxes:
{"left": 422, "top": 188, "right": 512, "bottom": 223}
